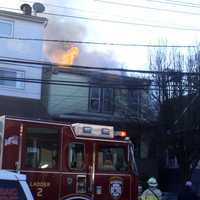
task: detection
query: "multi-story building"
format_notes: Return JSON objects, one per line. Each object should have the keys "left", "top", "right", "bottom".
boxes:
{"left": 0, "top": 6, "right": 49, "bottom": 118}
{"left": 42, "top": 67, "right": 153, "bottom": 124}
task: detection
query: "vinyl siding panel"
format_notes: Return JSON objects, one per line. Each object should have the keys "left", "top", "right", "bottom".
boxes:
{"left": 47, "top": 72, "right": 89, "bottom": 116}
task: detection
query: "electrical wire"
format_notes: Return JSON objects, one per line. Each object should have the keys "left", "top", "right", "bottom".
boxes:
{"left": 2, "top": 57, "right": 200, "bottom": 75}
{"left": 22, "top": 0, "right": 200, "bottom": 9}
{"left": 94, "top": 0, "right": 200, "bottom": 16}
{"left": 145, "top": 0, "right": 200, "bottom": 9}
{"left": 1, "top": 57, "right": 200, "bottom": 93}
{"left": 44, "top": 11, "right": 200, "bottom": 31}
{"left": 0, "top": 36, "right": 197, "bottom": 48}
{"left": 153, "top": 0, "right": 200, "bottom": 7}
{"left": 1, "top": 6, "right": 200, "bottom": 31}
{"left": 19, "top": 0, "right": 200, "bottom": 30}
{"left": 0, "top": 76, "right": 152, "bottom": 89}
{"left": 0, "top": 76, "right": 198, "bottom": 92}
{"left": 22, "top": 0, "right": 200, "bottom": 17}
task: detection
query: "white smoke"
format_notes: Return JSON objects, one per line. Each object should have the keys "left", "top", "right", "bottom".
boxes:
{"left": 40, "top": 2, "right": 123, "bottom": 68}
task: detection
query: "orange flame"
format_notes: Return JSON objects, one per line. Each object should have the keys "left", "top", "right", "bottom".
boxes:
{"left": 50, "top": 46, "right": 79, "bottom": 66}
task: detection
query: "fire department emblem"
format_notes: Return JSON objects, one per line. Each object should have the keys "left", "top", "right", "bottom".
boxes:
{"left": 110, "top": 178, "right": 123, "bottom": 199}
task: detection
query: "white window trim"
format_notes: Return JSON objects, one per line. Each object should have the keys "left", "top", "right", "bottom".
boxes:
{"left": 0, "top": 68, "right": 25, "bottom": 90}
{"left": 0, "top": 19, "right": 14, "bottom": 37}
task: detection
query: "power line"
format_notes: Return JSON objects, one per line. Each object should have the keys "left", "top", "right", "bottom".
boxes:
{"left": 0, "top": 59, "right": 44, "bottom": 69}
{"left": 156, "top": 0, "right": 200, "bottom": 7}
{"left": 0, "top": 35, "right": 197, "bottom": 48}
{"left": 0, "top": 76, "right": 198, "bottom": 92}
{"left": 0, "top": 76, "right": 190, "bottom": 88}
{"left": 0, "top": 76, "right": 153, "bottom": 90}
{"left": 22, "top": 0, "right": 200, "bottom": 17}
{"left": 145, "top": 0, "right": 200, "bottom": 9}
{"left": 2, "top": 57, "right": 200, "bottom": 76}
{"left": 20, "top": 0, "right": 200, "bottom": 29}
{"left": 19, "top": 0, "right": 200, "bottom": 26}
{"left": 23, "top": 0, "right": 200, "bottom": 9}
{"left": 44, "top": 11, "right": 200, "bottom": 31}
{"left": 94, "top": 0, "right": 200, "bottom": 16}
{"left": 1, "top": 6, "right": 200, "bottom": 32}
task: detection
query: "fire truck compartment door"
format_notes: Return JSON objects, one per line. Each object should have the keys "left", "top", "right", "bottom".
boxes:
{"left": 61, "top": 136, "right": 94, "bottom": 199}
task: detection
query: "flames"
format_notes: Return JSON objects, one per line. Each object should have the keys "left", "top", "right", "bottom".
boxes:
{"left": 49, "top": 46, "right": 79, "bottom": 66}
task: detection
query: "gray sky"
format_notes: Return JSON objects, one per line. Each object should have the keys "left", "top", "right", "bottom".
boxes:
{"left": 2, "top": 0, "right": 200, "bottom": 69}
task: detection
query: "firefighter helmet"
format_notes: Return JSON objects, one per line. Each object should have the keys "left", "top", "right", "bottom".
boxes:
{"left": 185, "top": 181, "right": 192, "bottom": 187}
{"left": 147, "top": 177, "right": 158, "bottom": 187}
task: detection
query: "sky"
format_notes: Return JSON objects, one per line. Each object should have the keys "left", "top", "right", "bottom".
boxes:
{"left": 2, "top": 0, "right": 200, "bottom": 70}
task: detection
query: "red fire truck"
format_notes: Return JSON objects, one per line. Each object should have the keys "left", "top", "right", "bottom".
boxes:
{"left": 0, "top": 115, "right": 138, "bottom": 200}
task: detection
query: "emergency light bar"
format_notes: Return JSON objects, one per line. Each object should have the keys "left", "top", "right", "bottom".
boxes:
{"left": 72, "top": 123, "right": 114, "bottom": 138}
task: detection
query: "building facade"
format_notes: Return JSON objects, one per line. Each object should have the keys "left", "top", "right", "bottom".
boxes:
{"left": 0, "top": 8, "right": 47, "bottom": 99}
{"left": 0, "top": 8, "right": 49, "bottom": 118}
{"left": 42, "top": 67, "right": 153, "bottom": 124}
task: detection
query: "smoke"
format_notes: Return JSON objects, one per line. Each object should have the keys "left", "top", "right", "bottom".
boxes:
{"left": 75, "top": 49, "right": 123, "bottom": 68}
{"left": 43, "top": 18, "right": 86, "bottom": 59}
{"left": 43, "top": 15, "right": 122, "bottom": 68}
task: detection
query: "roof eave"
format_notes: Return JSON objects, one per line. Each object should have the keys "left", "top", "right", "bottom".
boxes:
{"left": 0, "top": 10, "right": 48, "bottom": 24}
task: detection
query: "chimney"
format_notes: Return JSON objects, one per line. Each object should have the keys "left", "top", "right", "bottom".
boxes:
{"left": 20, "top": 4, "right": 32, "bottom": 15}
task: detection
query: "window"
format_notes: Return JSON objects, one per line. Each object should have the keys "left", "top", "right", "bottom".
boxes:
{"left": 0, "top": 20, "right": 13, "bottom": 36}
{"left": 0, "top": 180, "right": 27, "bottom": 200}
{"left": 69, "top": 143, "right": 84, "bottom": 170}
{"left": 89, "top": 87, "right": 114, "bottom": 113}
{"left": 0, "top": 69, "right": 25, "bottom": 89}
{"left": 128, "top": 90, "right": 141, "bottom": 117}
{"left": 103, "top": 88, "right": 114, "bottom": 112}
{"left": 25, "top": 127, "right": 59, "bottom": 169}
{"left": 97, "top": 146, "right": 128, "bottom": 172}
{"left": 89, "top": 87, "right": 101, "bottom": 112}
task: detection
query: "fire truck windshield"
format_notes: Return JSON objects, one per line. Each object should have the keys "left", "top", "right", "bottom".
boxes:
{"left": 24, "top": 127, "right": 59, "bottom": 169}
{"left": 97, "top": 146, "right": 128, "bottom": 172}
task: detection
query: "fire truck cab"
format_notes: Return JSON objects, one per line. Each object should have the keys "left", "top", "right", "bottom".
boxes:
{"left": 0, "top": 115, "right": 138, "bottom": 200}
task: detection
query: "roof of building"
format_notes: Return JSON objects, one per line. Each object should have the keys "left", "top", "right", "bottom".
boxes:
{"left": 51, "top": 67, "right": 151, "bottom": 87}
{"left": 0, "top": 9, "right": 47, "bottom": 24}
{"left": 0, "top": 95, "right": 50, "bottom": 120}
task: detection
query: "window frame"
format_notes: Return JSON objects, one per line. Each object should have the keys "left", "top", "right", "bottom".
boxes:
{"left": 102, "top": 88, "right": 114, "bottom": 113}
{"left": 0, "top": 180, "right": 27, "bottom": 200}
{"left": 96, "top": 145, "right": 129, "bottom": 173}
{"left": 88, "top": 87, "right": 114, "bottom": 114}
{"left": 0, "top": 68, "right": 25, "bottom": 90}
{"left": 22, "top": 126, "right": 60, "bottom": 171}
{"left": 68, "top": 142, "right": 85, "bottom": 171}
{"left": 89, "top": 87, "right": 101, "bottom": 112}
{"left": 0, "top": 19, "right": 14, "bottom": 37}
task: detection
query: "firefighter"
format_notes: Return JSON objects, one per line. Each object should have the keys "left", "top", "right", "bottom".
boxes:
{"left": 140, "top": 177, "right": 162, "bottom": 200}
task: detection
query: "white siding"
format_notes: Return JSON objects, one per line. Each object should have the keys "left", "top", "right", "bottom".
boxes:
{"left": 0, "top": 63, "right": 42, "bottom": 99}
{"left": 0, "top": 15, "right": 45, "bottom": 99}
